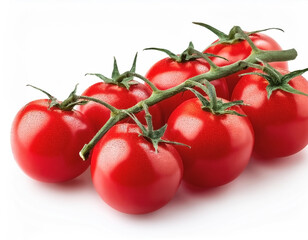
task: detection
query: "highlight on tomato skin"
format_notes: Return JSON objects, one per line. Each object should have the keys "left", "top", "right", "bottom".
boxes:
{"left": 90, "top": 123, "right": 183, "bottom": 214}
{"left": 11, "top": 99, "right": 96, "bottom": 183}
{"left": 165, "top": 97, "right": 254, "bottom": 188}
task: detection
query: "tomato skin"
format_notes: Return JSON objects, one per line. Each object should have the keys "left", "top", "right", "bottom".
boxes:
{"left": 145, "top": 58, "right": 229, "bottom": 121}
{"left": 205, "top": 33, "right": 288, "bottom": 94}
{"left": 11, "top": 99, "right": 95, "bottom": 183}
{"left": 91, "top": 123, "right": 183, "bottom": 214}
{"left": 77, "top": 81, "right": 163, "bottom": 131}
{"left": 231, "top": 70, "right": 308, "bottom": 159}
{"left": 165, "top": 98, "right": 254, "bottom": 188}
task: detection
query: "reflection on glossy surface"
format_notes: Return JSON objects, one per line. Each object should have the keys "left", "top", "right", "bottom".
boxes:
{"left": 17, "top": 110, "right": 49, "bottom": 148}
{"left": 173, "top": 115, "right": 203, "bottom": 141}
{"left": 96, "top": 138, "right": 130, "bottom": 173}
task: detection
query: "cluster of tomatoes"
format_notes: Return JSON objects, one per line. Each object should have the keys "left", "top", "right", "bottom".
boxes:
{"left": 11, "top": 23, "right": 308, "bottom": 215}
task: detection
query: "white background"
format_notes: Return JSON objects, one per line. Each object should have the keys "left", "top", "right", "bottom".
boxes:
{"left": 1, "top": 0, "right": 308, "bottom": 239}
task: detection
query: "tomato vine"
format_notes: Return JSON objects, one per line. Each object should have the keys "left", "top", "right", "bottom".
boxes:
{"left": 78, "top": 25, "right": 297, "bottom": 160}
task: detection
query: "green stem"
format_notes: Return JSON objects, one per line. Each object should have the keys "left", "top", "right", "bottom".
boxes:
{"left": 234, "top": 26, "right": 260, "bottom": 53}
{"left": 192, "top": 22, "right": 229, "bottom": 40}
{"left": 116, "top": 72, "right": 160, "bottom": 92}
{"left": 132, "top": 73, "right": 160, "bottom": 92}
{"left": 78, "top": 95, "right": 118, "bottom": 113}
{"left": 142, "top": 102, "right": 154, "bottom": 134}
{"left": 79, "top": 114, "right": 126, "bottom": 160}
{"left": 191, "top": 49, "right": 219, "bottom": 70}
{"left": 79, "top": 47, "right": 297, "bottom": 160}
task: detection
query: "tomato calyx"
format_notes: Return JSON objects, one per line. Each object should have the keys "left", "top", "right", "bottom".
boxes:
{"left": 27, "top": 84, "right": 88, "bottom": 111}
{"left": 85, "top": 53, "right": 139, "bottom": 90}
{"left": 124, "top": 103, "right": 190, "bottom": 153}
{"left": 193, "top": 22, "right": 283, "bottom": 47}
{"left": 241, "top": 60, "right": 308, "bottom": 99}
{"left": 144, "top": 42, "right": 227, "bottom": 63}
{"left": 186, "top": 80, "right": 245, "bottom": 116}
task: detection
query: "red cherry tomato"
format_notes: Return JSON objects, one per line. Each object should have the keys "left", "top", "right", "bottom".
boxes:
{"left": 165, "top": 98, "right": 254, "bottom": 188}
{"left": 11, "top": 99, "right": 95, "bottom": 182}
{"left": 78, "top": 82, "right": 163, "bottom": 131}
{"left": 145, "top": 58, "right": 229, "bottom": 121}
{"left": 205, "top": 33, "right": 288, "bottom": 94}
{"left": 91, "top": 123, "right": 183, "bottom": 214}
{"left": 232, "top": 70, "right": 308, "bottom": 158}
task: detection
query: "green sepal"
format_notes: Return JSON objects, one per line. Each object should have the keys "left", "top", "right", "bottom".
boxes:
{"left": 27, "top": 84, "right": 88, "bottom": 111}
{"left": 240, "top": 64, "right": 308, "bottom": 99}
{"left": 247, "top": 27, "right": 284, "bottom": 35}
{"left": 85, "top": 53, "right": 139, "bottom": 90}
{"left": 279, "top": 83, "right": 308, "bottom": 97}
{"left": 111, "top": 57, "right": 120, "bottom": 79}
{"left": 185, "top": 80, "right": 245, "bottom": 116}
{"left": 144, "top": 47, "right": 180, "bottom": 61}
{"left": 193, "top": 22, "right": 244, "bottom": 46}
{"left": 218, "top": 100, "right": 246, "bottom": 115}
{"left": 123, "top": 104, "right": 190, "bottom": 153}
{"left": 118, "top": 53, "right": 139, "bottom": 89}
{"left": 185, "top": 87, "right": 211, "bottom": 109}
{"left": 280, "top": 68, "right": 308, "bottom": 85}
{"left": 240, "top": 72, "right": 274, "bottom": 83}
{"left": 144, "top": 42, "right": 198, "bottom": 62}
{"left": 27, "top": 84, "right": 60, "bottom": 109}
{"left": 85, "top": 73, "right": 114, "bottom": 84}
{"left": 193, "top": 22, "right": 230, "bottom": 44}
{"left": 144, "top": 42, "right": 228, "bottom": 63}
{"left": 193, "top": 22, "right": 283, "bottom": 47}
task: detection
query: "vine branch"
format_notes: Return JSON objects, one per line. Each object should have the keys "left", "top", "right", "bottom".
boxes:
{"left": 79, "top": 39, "right": 297, "bottom": 160}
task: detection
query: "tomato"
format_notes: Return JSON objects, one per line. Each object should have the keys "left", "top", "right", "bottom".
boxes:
{"left": 11, "top": 99, "right": 95, "bottom": 183}
{"left": 91, "top": 123, "right": 183, "bottom": 214}
{"left": 77, "top": 81, "right": 163, "bottom": 131}
{"left": 231, "top": 69, "right": 308, "bottom": 159}
{"left": 145, "top": 58, "right": 229, "bottom": 122}
{"left": 165, "top": 98, "right": 254, "bottom": 188}
{"left": 205, "top": 32, "right": 288, "bottom": 94}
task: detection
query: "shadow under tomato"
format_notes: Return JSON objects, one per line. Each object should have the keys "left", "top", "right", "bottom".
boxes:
{"left": 235, "top": 148, "right": 307, "bottom": 191}
{"left": 37, "top": 167, "right": 94, "bottom": 193}
{"left": 246, "top": 149, "right": 306, "bottom": 172}
{"left": 179, "top": 180, "right": 232, "bottom": 196}
{"left": 123, "top": 180, "right": 235, "bottom": 222}
{"left": 163, "top": 181, "right": 233, "bottom": 211}
{"left": 124, "top": 149, "right": 308, "bottom": 220}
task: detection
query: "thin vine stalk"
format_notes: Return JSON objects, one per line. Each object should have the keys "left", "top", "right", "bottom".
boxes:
{"left": 79, "top": 42, "right": 297, "bottom": 160}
